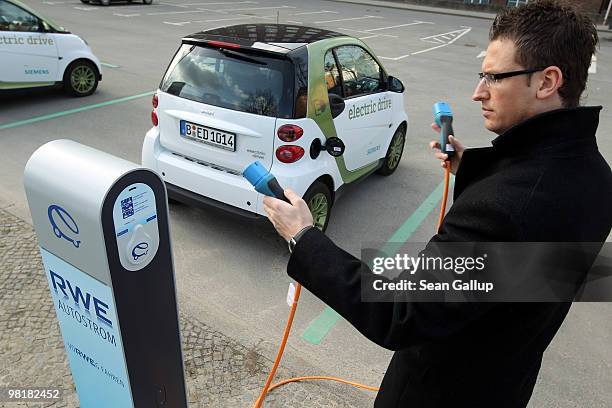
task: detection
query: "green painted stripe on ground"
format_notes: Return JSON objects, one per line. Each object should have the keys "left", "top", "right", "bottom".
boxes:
{"left": 301, "top": 307, "right": 341, "bottom": 345}
{"left": 0, "top": 91, "right": 155, "bottom": 131}
{"left": 301, "top": 177, "right": 455, "bottom": 345}
{"left": 100, "top": 62, "right": 120, "bottom": 68}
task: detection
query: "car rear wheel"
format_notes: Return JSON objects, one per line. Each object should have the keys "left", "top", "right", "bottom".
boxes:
{"left": 304, "top": 181, "right": 332, "bottom": 233}
{"left": 377, "top": 125, "right": 406, "bottom": 176}
{"left": 63, "top": 60, "right": 98, "bottom": 97}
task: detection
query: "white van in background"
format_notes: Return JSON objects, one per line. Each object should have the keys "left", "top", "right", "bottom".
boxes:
{"left": 0, "top": 0, "right": 102, "bottom": 96}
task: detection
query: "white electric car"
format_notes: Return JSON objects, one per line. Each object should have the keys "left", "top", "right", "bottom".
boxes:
{"left": 0, "top": 0, "right": 102, "bottom": 96}
{"left": 142, "top": 24, "right": 408, "bottom": 231}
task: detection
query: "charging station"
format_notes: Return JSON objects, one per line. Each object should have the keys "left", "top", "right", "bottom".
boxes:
{"left": 24, "top": 140, "right": 187, "bottom": 408}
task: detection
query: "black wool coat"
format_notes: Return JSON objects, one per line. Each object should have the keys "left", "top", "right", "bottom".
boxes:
{"left": 287, "top": 107, "right": 612, "bottom": 407}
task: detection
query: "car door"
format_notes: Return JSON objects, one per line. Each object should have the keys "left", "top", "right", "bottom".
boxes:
{"left": 326, "top": 45, "right": 391, "bottom": 172}
{"left": 0, "top": 0, "right": 59, "bottom": 86}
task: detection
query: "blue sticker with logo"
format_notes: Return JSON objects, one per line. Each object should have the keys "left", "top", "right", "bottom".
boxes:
{"left": 131, "top": 242, "right": 149, "bottom": 261}
{"left": 48, "top": 205, "right": 81, "bottom": 248}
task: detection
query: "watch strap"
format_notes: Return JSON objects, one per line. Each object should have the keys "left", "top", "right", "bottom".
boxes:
{"left": 288, "top": 225, "right": 314, "bottom": 253}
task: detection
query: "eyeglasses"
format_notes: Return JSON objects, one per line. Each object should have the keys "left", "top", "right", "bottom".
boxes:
{"left": 478, "top": 68, "right": 545, "bottom": 87}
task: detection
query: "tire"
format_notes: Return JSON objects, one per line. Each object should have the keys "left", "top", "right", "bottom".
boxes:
{"left": 63, "top": 60, "right": 98, "bottom": 97}
{"left": 303, "top": 181, "right": 332, "bottom": 233}
{"left": 100, "top": 0, "right": 110, "bottom": 5}
{"left": 377, "top": 124, "right": 406, "bottom": 176}
{"left": 80, "top": 0, "right": 90, "bottom": 3}
{"left": 143, "top": 0, "right": 153, "bottom": 4}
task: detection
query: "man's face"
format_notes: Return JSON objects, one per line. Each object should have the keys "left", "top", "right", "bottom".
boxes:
{"left": 473, "top": 39, "right": 538, "bottom": 135}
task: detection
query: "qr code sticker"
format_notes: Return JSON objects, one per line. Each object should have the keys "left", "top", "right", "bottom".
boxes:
{"left": 121, "top": 197, "right": 134, "bottom": 219}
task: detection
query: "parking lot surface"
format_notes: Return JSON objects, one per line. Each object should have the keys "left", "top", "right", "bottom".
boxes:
{"left": 1, "top": 0, "right": 611, "bottom": 406}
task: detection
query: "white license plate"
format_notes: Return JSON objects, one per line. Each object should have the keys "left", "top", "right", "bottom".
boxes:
{"left": 180, "top": 120, "right": 236, "bottom": 152}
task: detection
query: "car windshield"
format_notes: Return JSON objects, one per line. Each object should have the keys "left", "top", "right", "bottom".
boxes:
{"left": 160, "top": 44, "right": 294, "bottom": 118}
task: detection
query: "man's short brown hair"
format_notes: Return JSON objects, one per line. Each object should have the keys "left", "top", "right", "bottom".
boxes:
{"left": 489, "top": 0, "right": 598, "bottom": 108}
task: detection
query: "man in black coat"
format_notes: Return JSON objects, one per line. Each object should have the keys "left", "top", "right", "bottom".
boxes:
{"left": 263, "top": 1, "right": 612, "bottom": 406}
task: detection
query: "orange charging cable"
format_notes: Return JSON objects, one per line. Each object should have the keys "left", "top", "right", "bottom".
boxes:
{"left": 253, "top": 164, "right": 452, "bottom": 408}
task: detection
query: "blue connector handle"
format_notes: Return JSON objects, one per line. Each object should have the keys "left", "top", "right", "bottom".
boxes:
{"left": 433, "top": 102, "right": 455, "bottom": 158}
{"left": 242, "top": 161, "right": 289, "bottom": 203}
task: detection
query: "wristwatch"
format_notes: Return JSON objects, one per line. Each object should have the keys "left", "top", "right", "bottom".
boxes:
{"left": 288, "top": 225, "right": 314, "bottom": 254}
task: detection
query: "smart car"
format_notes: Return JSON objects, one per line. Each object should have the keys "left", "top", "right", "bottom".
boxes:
{"left": 142, "top": 24, "right": 407, "bottom": 231}
{"left": 0, "top": 0, "right": 102, "bottom": 96}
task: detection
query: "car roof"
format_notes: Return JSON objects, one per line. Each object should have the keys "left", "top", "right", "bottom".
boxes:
{"left": 183, "top": 24, "right": 347, "bottom": 53}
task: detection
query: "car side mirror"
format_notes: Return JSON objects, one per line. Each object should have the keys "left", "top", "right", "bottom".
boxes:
{"left": 328, "top": 93, "right": 345, "bottom": 119}
{"left": 387, "top": 76, "right": 405, "bottom": 93}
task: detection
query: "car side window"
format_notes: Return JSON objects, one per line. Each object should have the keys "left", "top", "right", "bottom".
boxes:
{"left": 324, "top": 50, "right": 342, "bottom": 97}
{"left": 334, "top": 45, "right": 384, "bottom": 98}
{"left": 0, "top": 0, "right": 41, "bottom": 32}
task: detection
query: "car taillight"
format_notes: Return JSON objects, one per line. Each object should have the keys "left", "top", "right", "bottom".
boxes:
{"left": 206, "top": 40, "right": 241, "bottom": 49}
{"left": 277, "top": 124, "right": 303, "bottom": 142}
{"left": 152, "top": 94, "right": 158, "bottom": 108}
{"left": 276, "top": 146, "right": 304, "bottom": 163}
{"left": 151, "top": 111, "right": 158, "bottom": 127}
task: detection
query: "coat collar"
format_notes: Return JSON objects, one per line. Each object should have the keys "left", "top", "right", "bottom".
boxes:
{"left": 490, "top": 106, "right": 601, "bottom": 154}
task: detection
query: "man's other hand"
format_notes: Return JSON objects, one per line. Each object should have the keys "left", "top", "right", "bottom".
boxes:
{"left": 429, "top": 123, "right": 465, "bottom": 175}
{"left": 263, "top": 189, "right": 313, "bottom": 242}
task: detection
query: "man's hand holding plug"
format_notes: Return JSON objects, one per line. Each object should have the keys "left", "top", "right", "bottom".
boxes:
{"left": 429, "top": 123, "right": 465, "bottom": 175}
{"left": 263, "top": 189, "right": 313, "bottom": 242}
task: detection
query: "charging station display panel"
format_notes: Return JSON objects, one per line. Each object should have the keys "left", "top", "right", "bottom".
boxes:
{"left": 112, "top": 183, "right": 160, "bottom": 271}
{"left": 41, "top": 248, "right": 134, "bottom": 408}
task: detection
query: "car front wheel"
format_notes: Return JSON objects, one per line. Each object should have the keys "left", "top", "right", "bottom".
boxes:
{"left": 303, "top": 181, "right": 332, "bottom": 233}
{"left": 63, "top": 60, "right": 98, "bottom": 97}
{"left": 377, "top": 125, "right": 406, "bottom": 176}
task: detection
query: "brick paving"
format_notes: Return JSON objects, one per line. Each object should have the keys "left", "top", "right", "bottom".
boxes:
{"left": 0, "top": 207, "right": 372, "bottom": 407}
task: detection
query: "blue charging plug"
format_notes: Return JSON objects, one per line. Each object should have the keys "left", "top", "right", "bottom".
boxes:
{"left": 242, "top": 161, "right": 289, "bottom": 203}
{"left": 433, "top": 102, "right": 455, "bottom": 158}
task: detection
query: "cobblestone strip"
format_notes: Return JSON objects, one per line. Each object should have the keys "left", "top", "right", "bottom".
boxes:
{"left": 0, "top": 207, "right": 372, "bottom": 408}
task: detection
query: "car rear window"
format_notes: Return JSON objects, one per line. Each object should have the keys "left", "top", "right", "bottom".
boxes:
{"left": 160, "top": 44, "right": 294, "bottom": 118}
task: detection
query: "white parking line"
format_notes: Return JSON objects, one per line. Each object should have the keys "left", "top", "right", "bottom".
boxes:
{"left": 589, "top": 55, "right": 597, "bottom": 74}
{"left": 421, "top": 29, "right": 468, "bottom": 44}
{"left": 358, "top": 35, "right": 380, "bottom": 40}
{"left": 293, "top": 10, "right": 338, "bottom": 16}
{"left": 287, "top": 20, "right": 303, "bottom": 24}
{"left": 114, "top": 13, "right": 141, "bottom": 17}
{"left": 148, "top": 8, "right": 212, "bottom": 15}
{"left": 314, "top": 15, "right": 383, "bottom": 24}
{"left": 195, "top": 14, "right": 274, "bottom": 22}
{"left": 178, "top": 1, "right": 257, "bottom": 5}
{"left": 164, "top": 13, "right": 274, "bottom": 26}
{"left": 363, "top": 21, "right": 433, "bottom": 32}
{"left": 73, "top": 6, "right": 97, "bottom": 11}
{"left": 337, "top": 27, "right": 398, "bottom": 38}
{"left": 477, "top": 50, "right": 487, "bottom": 58}
{"left": 217, "top": 5, "right": 295, "bottom": 11}
{"left": 379, "top": 27, "right": 471, "bottom": 60}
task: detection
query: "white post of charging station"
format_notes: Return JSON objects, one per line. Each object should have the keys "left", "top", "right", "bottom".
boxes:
{"left": 24, "top": 140, "right": 188, "bottom": 408}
